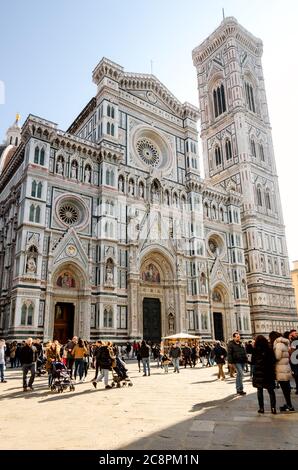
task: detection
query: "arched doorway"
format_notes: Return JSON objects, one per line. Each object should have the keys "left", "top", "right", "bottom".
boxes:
{"left": 45, "top": 262, "right": 91, "bottom": 343}
{"left": 136, "top": 248, "right": 178, "bottom": 341}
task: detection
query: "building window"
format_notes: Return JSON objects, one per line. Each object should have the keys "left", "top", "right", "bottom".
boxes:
{"left": 34, "top": 147, "right": 45, "bottom": 165}
{"left": 213, "top": 83, "right": 226, "bottom": 118}
{"left": 111, "top": 123, "right": 115, "bottom": 136}
{"left": 187, "top": 310, "right": 195, "bottom": 330}
{"left": 265, "top": 191, "right": 271, "bottom": 210}
{"left": 259, "top": 144, "right": 265, "bottom": 162}
{"left": 103, "top": 308, "right": 113, "bottom": 328}
{"left": 20, "top": 303, "right": 34, "bottom": 326}
{"left": 215, "top": 145, "right": 222, "bottom": 166}
{"left": 256, "top": 187, "right": 262, "bottom": 206}
{"left": 34, "top": 147, "right": 39, "bottom": 164}
{"left": 250, "top": 139, "right": 256, "bottom": 158}
{"left": 245, "top": 82, "right": 256, "bottom": 113}
{"left": 107, "top": 122, "right": 111, "bottom": 134}
{"left": 117, "top": 305, "right": 127, "bottom": 329}
{"left": 225, "top": 139, "right": 232, "bottom": 160}
{"left": 29, "top": 204, "right": 35, "bottom": 222}
{"left": 31, "top": 181, "right": 37, "bottom": 197}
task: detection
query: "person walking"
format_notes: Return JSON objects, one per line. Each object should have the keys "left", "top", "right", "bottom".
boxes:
{"left": 92, "top": 342, "right": 115, "bottom": 389}
{"left": 251, "top": 335, "right": 276, "bottom": 414}
{"left": 0, "top": 339, "right": 7, "bottom": 383}
{"left": 269, "top": 331, "right": 295, "bottom": 412}
{"left": 140, "top": 340, "right": 150, "bottom": 376}
{"left": 20, "top": 337, "right": 38, "bottom": 392}
{"left": 227, "top": 332, "right": 247, "bottom": 395}
{"left": 214, "top": 341, "right": 227, "bottom": 380}
{"left": 169, "top": 342, "right": 181, "bottom": 373}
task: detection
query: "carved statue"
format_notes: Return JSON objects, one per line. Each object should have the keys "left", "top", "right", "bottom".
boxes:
{"left": 56, "top": 159, "right": 64, "bottom": 175}
{"left": 105, "top": 263, "right": 114, "bottom": 285}
{"left": 71, "top": 163, "right": 77, "bottom": 179}
{"left": 129, "top": 180, "right": 134, "bottom": 195}
{"left": 139, "top": 184, "right": 144, "bottom": 198}
{"left": 168, "top": 315, "right": 175, "bottom": 333}
{"left": 84, "top": 167, "right": 91, "bottom": 183}
{"left": 118, "top": 177, "right": 124, "bottom": 192}
{"left": 26, "top": 256, "right": 36, "bottom": 274}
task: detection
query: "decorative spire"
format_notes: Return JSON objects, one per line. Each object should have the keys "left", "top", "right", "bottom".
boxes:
{"left": 16, "top": 113, "right": 21, "bottom": 125}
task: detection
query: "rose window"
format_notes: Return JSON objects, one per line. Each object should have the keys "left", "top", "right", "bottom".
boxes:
{"left": 58, "top": 203, "right": 79, "bottom": 225}
{"left": 136, "top": 139, "right": 160, "bottom": 167}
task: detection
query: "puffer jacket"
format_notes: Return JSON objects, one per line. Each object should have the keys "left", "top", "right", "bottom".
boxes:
{"left": 273, "top": 337, "right": 292, "bottom": 381}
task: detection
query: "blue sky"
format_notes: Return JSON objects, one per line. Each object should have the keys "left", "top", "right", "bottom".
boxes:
{"left": 1, "top": 0, "right": 297, "bottom": 262}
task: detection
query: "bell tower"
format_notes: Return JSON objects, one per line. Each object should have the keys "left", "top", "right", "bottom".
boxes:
{"left": 192, "top": 17, "right": 297, "bottom": 333}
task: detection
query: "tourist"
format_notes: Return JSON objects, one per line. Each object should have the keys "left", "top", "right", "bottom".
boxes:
{"left": 140, "top": 340, "right": 150, "bottom": 376}
{"left": 251, "top": 335, "right": 276, "bottom": 414}
{"left": 269, "top": 331, "right": 294, "bottom": 412}
{"left": 227, "top": 332, "right": 247, "bottom": 395}
{"left": 213, "top": 341, "right": 227, "bottom": 380}
{"left": 0, "top": 339, "right": 7, "bottom": 383}
{"left": 20, "top": 337, "right": 38, "bottom": 392}
{"left": 169, "top": 342, "right": 181, "bottom": 373}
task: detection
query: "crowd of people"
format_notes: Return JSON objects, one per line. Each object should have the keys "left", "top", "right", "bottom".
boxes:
{"left": 0, "top": 329, "right": 297, "bottom": 414}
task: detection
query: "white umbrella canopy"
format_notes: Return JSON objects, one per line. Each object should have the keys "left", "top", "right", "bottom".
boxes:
{"left": 162, "top": 332, "right": 201, "bottom": 340}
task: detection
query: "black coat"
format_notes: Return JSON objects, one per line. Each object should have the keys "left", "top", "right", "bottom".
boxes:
{"left": 20, "top": 345, "right": 37, "bottom": 365}
{"left": 227, "top": 340, "right": 247, "bottom": 364}
{"left": 252, "top": 346, "right": 276, "bottom": 389}
{"left": 214, "top": 345, "right": 227, "bottom": 364}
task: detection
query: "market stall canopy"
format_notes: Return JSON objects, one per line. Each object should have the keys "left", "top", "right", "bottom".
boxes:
{"left": 162, "top": 333, "right": 201, "bottom": 340}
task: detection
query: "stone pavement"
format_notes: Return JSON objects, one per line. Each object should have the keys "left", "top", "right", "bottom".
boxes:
{"left": 0, "top": 361, "right": 297, "bottom": 450}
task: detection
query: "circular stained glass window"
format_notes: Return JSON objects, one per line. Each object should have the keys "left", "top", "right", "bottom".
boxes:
{"left": 58, "top": 203, "right": 79, "bottom": 225}
{"left": 136, "top": 138, "right": 160, "bottom": 167}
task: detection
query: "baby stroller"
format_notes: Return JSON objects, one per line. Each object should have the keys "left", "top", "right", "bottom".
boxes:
{"left": 111, "top": 357, "right": 133, "bottom": 388}
{"left": 50, "top": 361, "right": 75, "bottom": 393}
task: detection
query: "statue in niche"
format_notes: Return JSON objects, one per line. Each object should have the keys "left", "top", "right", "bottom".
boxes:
{"left": 118, "top": 177, "right": 124, "bottom": 192}
{"left": 56, "top": 158, "right": 64, "bottom": 175}
{"left": 84, "top": 166, "right": 91, "bottom": 183}
{"left": 105, "top": 260, "right": 114, "bottom": 285}
{"left": 26, "top": 256, "right": 36, "bottom": 274}
{"left": 168, "top": 314, "right": 175, "bottom": 333}
{"left": 139, "top": 184, "right": 144, "bottom": 198}
{"left": 71, "top": 162, "right": 78, "bottom": 179}
{"left": 129, "top": 180, "right": 134, "bottom": 195}
{"left": 200, "top": 273, "right": 207, "bottom": 294}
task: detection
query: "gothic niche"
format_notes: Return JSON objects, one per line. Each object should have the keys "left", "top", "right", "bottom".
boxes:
{"left": 26, "top": 245, "right": 38, "bottom": 274}
{"left": 105, "top": 258, "right": 114, "bottom": 286}
{"left": 151, "top": 180, "right": 161, "bottom": 204}
{"left": 56, "top": 156, "right": 64, "bottom": 175}
{"left": 57, "top": 272, "right": 76, "bottom": 288}
{"left": 84, "top": 164, "right": 91, "bottom": 183}
{"left": 142, "top": 263, "right": 160, "bottom": 283}
{"left": 200, "top": 272, "right": 207, "bottom": 294}
{"left": 168, "top": 313, "right": 175, "bottom": 334}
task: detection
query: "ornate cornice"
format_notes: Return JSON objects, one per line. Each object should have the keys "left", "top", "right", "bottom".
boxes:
{"left": 192, "top": 17, "right": 263, "bottom": 66}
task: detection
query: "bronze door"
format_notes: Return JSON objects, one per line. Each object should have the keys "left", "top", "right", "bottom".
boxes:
{"left": 53, "top": 303, "right": 74, "bottom": 344}
{"left": 143, "top": 298, "right": 161, "bottom": 343}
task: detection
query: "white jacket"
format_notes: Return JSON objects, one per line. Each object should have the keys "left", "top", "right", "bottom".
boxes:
{"left": 273, "top": 337, "right": 292, "bottom": 382}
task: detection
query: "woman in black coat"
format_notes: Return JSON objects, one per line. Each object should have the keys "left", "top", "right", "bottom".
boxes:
{"left": 252, "top": 335, "right": 276, "bottom": 414}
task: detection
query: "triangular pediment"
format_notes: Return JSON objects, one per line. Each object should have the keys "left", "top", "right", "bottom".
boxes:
{"left": 120, "top": 73, "right": 184, "bottom": 117}
{"left": 209, "top": 257, "right": 232, "bottom": 291}
{"left": 52, "top": 228, "right": 89, "bottom": 268}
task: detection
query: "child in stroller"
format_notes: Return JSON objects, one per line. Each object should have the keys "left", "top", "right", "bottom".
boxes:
{"left": 111, "top": 357, "right": 133, "bottom": 388}
{"left": 50, "top": 361, "right": 75, "bottom": 393}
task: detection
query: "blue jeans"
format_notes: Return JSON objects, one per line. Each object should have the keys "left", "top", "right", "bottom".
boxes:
{"left": 74, "top": 359, "right": 84, "bottom": 380}
{"left": 235, "top": 363, "right": 244, "bottom": 392}
{"left": 142, "top": 358, "right": 150, "bottom": 375}
{"left": 172, "top": 357, "right": 180, "bottom": 372}
{"left": 0, "top": 363, "right": 4, "bottom": 381}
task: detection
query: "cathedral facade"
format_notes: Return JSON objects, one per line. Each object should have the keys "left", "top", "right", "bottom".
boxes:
{"left": 0, "top": 17, "right": 297, "bottom": 343}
